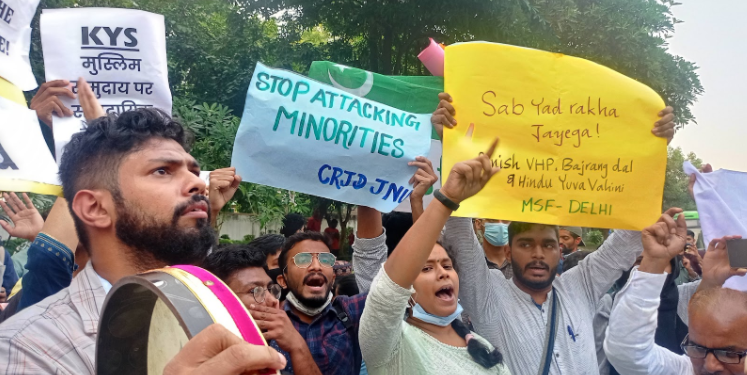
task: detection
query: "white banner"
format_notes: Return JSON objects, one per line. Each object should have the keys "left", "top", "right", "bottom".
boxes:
{"left": 0, "top": 96, "right": 61, "bottom": 195}
{"left": 40, "top": 7, "right": 171, "bottom": 162}
{"left": 231, "top": 62, "right": 431, "bottom": 213}
{"left": 0, "top": 0, "right": 40, "bottom": 90}
{"left": 393, "top": 139, "right": 442, "bottom": 212}
{"left": 684, "top": 161, "right": 747, "bottom": 291}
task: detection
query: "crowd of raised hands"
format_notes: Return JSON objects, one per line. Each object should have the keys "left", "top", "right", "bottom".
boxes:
{"left": 0, "top": 78, "right": 744, "bottom": 375}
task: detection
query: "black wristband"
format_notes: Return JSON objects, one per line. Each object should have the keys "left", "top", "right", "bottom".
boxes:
{"left": 434, "top": 189, "right": 460, "bottom": 211}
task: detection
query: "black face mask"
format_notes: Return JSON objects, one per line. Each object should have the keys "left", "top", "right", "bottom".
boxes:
{"left": 265, "top": 266, "right": 283, "bottom": 284}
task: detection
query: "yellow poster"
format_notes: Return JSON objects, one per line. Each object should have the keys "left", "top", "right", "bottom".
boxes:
{"left": 0, "top": 77, "right": 27, "bottom": 106}
{"left": 443, "top": 42, "right": 667, "bottom": 230}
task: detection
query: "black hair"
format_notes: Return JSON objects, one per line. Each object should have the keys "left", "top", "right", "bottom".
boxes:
{"left": 686, "top": 230, "right": 695, "bottom": 239}
{"left": 383, "top": 212, "right": 413, "bottom": 255}
{"left": 280, "top": 213, "right": 306, "bottom": 238}
{"left": 202, "top": 244, "right": 267, "bottom": 282}
{"left": 451, "top": 319, "right": 503, "bottom": 368}
{"left": 416, "top": 241, "right": 503, "bottom": 368}
{"left": 58, "top": 109, "right": 191, "bottom": 250}
{"left": 333, "top": 274, "right": 359, "bottom": 297}
{"left": 508, "top": 222, "right": 559, "bottom": 247}
{"left": 278, "top": 231, "right": 332, "bottom": 271}
{"left": 562, "top": 250, "right": 592, "bottom": 272}
{"left": 248, "top": 234, "right": 285, "bottom": 258}
{"left": 328, "top": 218, "right": 338, "bottom": 228}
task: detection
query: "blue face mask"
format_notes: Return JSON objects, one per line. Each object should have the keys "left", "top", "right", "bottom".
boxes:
{"left": 411, "top": 301, "right": 464, "bottom": 327}
{"left": 484, "top": 222, "right": 509, "bottom": 246}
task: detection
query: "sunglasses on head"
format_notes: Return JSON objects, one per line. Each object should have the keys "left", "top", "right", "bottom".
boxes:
{"left": 291, "top": 252, "right": 337, "bottom": 269}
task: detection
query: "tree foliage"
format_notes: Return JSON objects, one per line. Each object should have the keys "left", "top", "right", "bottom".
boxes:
{"left": 23, "top": 0, "right": 705, "bottom": 231}
{"left": 172, "top": 98, "right": 313, "bottom": 229}
{"left": 241, "top": 0, "right": 703, "bottom": 126}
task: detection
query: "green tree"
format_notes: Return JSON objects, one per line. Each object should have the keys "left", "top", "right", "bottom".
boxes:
{"left": 173, "top": 98, "right": 313, "bottom": 230}
{"left": 245, "top": 0, "right": 702, "bottom": 125}
{"left": 662, "top": 146, "right": 702, "bottom": 211}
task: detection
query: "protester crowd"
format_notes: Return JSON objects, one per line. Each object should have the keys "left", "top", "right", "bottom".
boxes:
{"left": 0, "top": 17, "right": 745, "bottom": 375}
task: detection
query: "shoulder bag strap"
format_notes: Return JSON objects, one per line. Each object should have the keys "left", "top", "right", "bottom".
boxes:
{"left": 537, "top": 287, "right": 559, "bottom": 375}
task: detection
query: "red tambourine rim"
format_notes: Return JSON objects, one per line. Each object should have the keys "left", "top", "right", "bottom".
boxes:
{"left": 172, "top": 265, "right": 266, "bottom": 346}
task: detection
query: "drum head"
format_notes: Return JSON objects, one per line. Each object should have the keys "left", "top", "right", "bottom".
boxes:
{"left": 96, "top": 266, "right": 277, "bottom": 375}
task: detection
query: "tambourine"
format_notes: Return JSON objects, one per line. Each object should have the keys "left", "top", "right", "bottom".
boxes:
{"left": 96, "top": 265, "right": 278, "bottom": 375}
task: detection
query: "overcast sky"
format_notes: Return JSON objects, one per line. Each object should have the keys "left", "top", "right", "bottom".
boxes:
{"left": 667, "top": 1, "right": 746, "bottom": 171}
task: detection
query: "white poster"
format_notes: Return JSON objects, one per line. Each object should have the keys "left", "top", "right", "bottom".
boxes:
{"left": 232, "top": 62, "right": 431, "bottom": 213}
{"left": 0, "top": 96, "right": 61, "bottom": 195}
{"left": 0, "top": 0, "right": 40, "bottom": 90}
{"left": 684, "top": 161, "right": 747, "bottom": 291}
{"left": 40, "top": 7, "right": 171, "bottom": 162}
{"left": 393, "top": 139, "right": 442, "bottom": 212}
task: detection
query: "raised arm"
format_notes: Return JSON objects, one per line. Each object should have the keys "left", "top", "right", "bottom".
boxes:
{"left": 360, "top": 139, "right": 499, "bottom": 368}
{"left": 0, "top": 193, "right": 45, "bottom": 242}
{"left": 208, "top": 167, "right": 242, "bottom": 229}
{"left": 676, "top": 280, "right": 700, "bottom": 326}
{"left": 408, "top": 156, "right": 438, "bottom": 223}
{"left": 385, "top": 138, "right": 499, "bottom": 288}
{"left": 19, "top": 197, "right": 79, "bottom": 310}
{"left": 560, "top": 227, "right": 644, "bottom": 306}
{"left": 442, "top": 215, "right": 508, "bottom": 323}
{"left": 604, "top": 209, "right": 693, "bottom": 375}
{"left": 351, "top": 206, "right": 387, "bottom": 293}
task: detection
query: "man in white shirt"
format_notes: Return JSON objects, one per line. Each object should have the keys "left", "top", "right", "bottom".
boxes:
{"left": 604, "top": 212, "right": 747, "bottom": 375}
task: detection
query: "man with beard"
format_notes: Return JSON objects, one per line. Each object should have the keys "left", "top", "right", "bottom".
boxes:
{"left": 0, "top": 106, "right": 235, "bottom": 374}
{"left": 268, "top": 231, "right": 367, "bottom": 375}
{"left": 429, "top": 90, "right": 678, "bottom": 375}
{"left": 440, "top": 216, "right": 663, "bottom": 375}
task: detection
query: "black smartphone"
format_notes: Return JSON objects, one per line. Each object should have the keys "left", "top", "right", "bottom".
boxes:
{"left": 727, "top": 238, "right": 747, "bottom": 268}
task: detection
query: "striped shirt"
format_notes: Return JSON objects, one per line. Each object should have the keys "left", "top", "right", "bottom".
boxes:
{"left": 442, "top": 217, "right": 643, "bottom": 375}
{"left": 0, "top": 263, "right": 105, "bottom": 374}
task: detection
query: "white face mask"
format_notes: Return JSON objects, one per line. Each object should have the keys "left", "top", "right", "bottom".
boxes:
{"left": 286, "top": 291, "right": 332, "bottom": 317}
{"left": 409, "top": 296, "right": 463, "bottom": 327}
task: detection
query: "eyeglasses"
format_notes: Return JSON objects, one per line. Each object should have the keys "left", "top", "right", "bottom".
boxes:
{"left": 681, "top": 335, "right": 747, "bottom": 364}
{"left": 291, "top": 252, "right": 337, "bottom": 269}
{"left": 250, "top": 284, "right": 283, "bottom": 304}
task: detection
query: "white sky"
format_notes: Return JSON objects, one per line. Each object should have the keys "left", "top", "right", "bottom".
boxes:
{"left": 667, "top": 1, "right": 747, "bottom": 171}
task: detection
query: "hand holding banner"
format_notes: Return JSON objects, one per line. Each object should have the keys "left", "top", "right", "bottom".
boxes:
{"left": 231, "top": 62, "right": 432, "bottom": 213}
{"left": 443, "top": 42, "right": 667, "bottom": 230}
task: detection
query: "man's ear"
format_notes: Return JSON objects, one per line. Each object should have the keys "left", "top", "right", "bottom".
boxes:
{"left": 575, "top": 237, "right": 582, "bottom": 246}
{"left": 277, "top": 274, "right": 287, "bottom": 288}
{"left": 72, "top": 190, "right": 113, "bottom": 230}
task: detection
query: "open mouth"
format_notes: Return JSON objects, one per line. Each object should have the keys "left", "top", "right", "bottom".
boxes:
{"left": 304, "top": 274, "right": 327, "bottom": 292}
{"left": 526, "top": 263, "right": 549, "bottom": 276}
{"left": 181, "top": 201, "right": 208, "bottom": 219}
{"left": 435, "top": 285, "right": 455, "bottom": 302}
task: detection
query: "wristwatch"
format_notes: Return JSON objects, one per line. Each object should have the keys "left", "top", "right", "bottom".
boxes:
{"left": 433, "top": 189, "right": 460, "bottom": 211}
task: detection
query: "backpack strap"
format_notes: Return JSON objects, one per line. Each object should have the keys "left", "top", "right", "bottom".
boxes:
{"left": 330, "top": 298, "right": 353, "bottom": 331}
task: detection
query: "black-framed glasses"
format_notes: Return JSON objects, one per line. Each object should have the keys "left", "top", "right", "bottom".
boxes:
{"left": 292, "top": 252, "right": 336, "bottom": 268}
{"left": 250, "top": 284, "right": 283, "bottom": 304}
{"left": 681, "top": 335, "right": 747, "bottom": 364}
